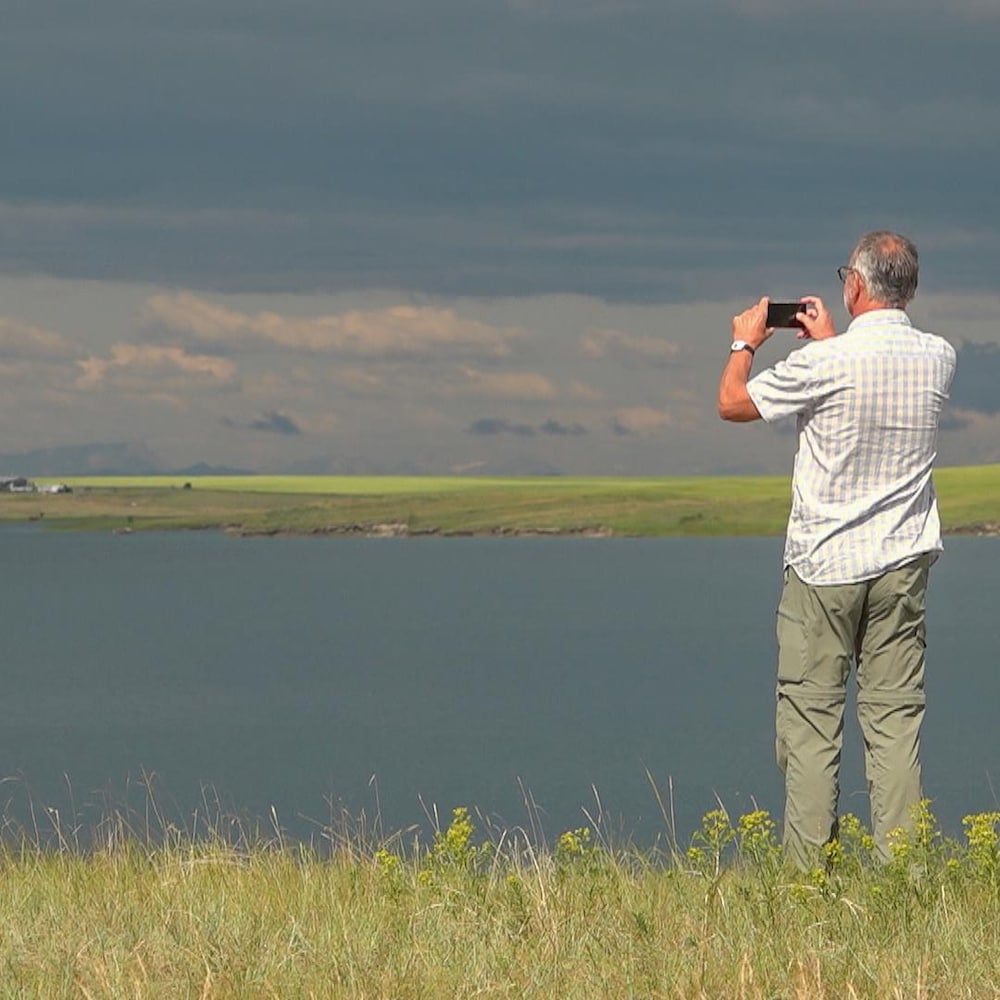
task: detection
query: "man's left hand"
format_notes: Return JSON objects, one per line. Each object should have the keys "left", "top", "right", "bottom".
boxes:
{"left": 796, "top": 296, "right": 837, "bottom": 341}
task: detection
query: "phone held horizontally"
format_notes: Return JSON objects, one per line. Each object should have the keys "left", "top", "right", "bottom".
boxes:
{"left": 766, "top": 302, "right": 805, "bottom": 328}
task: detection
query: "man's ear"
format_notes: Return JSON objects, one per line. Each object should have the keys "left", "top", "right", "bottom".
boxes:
{"left": 843, "top": 270, "right": 862, "bottom": 314}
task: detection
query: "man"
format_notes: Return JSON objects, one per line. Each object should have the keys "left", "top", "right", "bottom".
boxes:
{"left": 718, "top": 231, "right": 957, "bottom": 869}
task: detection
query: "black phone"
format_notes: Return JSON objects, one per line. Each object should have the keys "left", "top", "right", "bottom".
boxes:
{"left": 766, "top": 302, "right": 805, "bottom": 328}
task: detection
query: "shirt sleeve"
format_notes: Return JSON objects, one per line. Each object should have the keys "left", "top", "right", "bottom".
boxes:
{"left": 746, "top": 347, "right": 818, "bottom": 423}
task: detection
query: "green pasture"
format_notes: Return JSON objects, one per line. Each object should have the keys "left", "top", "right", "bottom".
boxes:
{"left": 6, "top": 464, "right": 998, "bottom": 536}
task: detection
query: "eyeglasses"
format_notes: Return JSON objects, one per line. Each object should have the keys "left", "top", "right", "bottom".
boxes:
{"left": 837, "top": 266, "right": 855, "bottom": 283}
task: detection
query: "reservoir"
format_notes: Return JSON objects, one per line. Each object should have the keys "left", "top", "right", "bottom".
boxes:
{"left": 3, "top": 529, "right": 997, "bottom": 848}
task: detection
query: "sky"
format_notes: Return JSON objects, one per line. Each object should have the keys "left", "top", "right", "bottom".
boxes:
{"left": 3, "top": 0, "right": 1000, "bottom": 476}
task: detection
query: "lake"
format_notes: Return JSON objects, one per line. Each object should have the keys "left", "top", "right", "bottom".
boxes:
{"left": 3, "top": 528, "right": 997, "bottom": 849}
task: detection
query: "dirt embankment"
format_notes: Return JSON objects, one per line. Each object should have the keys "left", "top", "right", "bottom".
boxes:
{"left": 227, "top": 522, "right": 614, "bottom": 539}
{"left": 948, "top": 522, "right": 1000, "bottom": 537}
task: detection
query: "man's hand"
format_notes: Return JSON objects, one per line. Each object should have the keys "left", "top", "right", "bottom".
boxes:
{"left": 720, "top": 297, "right": 768, "bottom": 422}
{"left": 796, "top": 296, "right": 837, "bottom": 341}
{"left": 731, "top": 296, "right": 773, "bottom": 350}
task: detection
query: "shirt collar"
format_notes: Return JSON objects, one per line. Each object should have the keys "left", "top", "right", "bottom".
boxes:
{"left": 845, "top": 309, "right": 912, "bottom": 333}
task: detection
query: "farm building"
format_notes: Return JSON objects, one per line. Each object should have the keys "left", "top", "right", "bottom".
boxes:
{"left": 0, "top": 477, "right": 37, "bottom": 493}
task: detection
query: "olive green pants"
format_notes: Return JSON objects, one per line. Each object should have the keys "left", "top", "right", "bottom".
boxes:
{"left": 775, "top": 555, "right": 930, "bottom": 869}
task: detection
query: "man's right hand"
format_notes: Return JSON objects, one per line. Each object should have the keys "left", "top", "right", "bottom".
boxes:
{"left": 797, "top": 297, "right": 837, "bottom": 340}
{"left": 731, "top": 296, "right": 771, "bottom": 351}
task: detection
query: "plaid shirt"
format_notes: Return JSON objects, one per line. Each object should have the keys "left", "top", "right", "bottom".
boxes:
{"left": 747, "top": 309, "right": 957, "bottom": 585}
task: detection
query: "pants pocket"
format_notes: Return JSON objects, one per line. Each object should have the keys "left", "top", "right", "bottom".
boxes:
{"left": 776, "top": 586, "right": 808, "bottom": 686}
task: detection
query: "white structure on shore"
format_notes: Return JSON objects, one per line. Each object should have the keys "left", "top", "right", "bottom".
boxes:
{"left": 0, "top": 477, "right": 72, "bottom": 494}
{"left": 0, "top": 476, "right": 36, "bottom": 493}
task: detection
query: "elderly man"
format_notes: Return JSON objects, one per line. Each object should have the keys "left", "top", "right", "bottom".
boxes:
{"left": 718, "top": 231, "right": 957, "bottom": 869}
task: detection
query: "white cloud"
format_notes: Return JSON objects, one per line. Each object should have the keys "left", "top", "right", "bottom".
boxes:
{"left": 142, "top": 293, "right": 525, "bottom": 360}
{"left": 453, "top": 366, "right": 558, "bottom": 399}
{"left": 333, "top": 368, "right": 386, "bottom": 392}
{"left": 612, "top": 405, "right": 672, "bottom": 435}
{"left": 0, "top": 317, "right": 81, "bottom": 361}
{"left": 76, "top": 344, "right": 237, "bottom": 390}
{"left": 568, "top": 380, "right": 606, "bottom": 402}
{"left": 580, "top": 328, "right": 681, "bottom": 363}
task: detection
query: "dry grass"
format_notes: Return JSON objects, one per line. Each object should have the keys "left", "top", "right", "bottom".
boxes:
{"left": 2, "top": 802, "right": 1000, "bottom": 998}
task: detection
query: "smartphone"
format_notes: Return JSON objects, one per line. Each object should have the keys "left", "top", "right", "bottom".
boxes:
{"left": 766, "top": 302, "right": 805, "bottom": 329}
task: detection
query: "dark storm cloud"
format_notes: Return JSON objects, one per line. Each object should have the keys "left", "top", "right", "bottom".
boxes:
{"left": 540, "top": 420, "right": 587, "bottom": 436}
{"left": 949, "top": 342, "right": 1000, "bottom": 415}
{"left": 468, "top": 417, "right": 536, "bottom": 437}
{"left": 250, "top": 412, "right": 304, "bottom": 436}
{"left": 223, "top": 411, "right": 304, "bottom": 435}
{"left": 4, "top": 1, "right": 1000, "bottom": 299}
{"left": 467, "top": 416, "right": 587, "bottom": 436}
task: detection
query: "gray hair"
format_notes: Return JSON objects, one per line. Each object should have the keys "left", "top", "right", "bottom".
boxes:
{"left": 849, "top": 231, "right": 919, "bottom": 307}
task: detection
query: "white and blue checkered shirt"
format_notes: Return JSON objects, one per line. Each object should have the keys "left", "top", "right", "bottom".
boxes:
{"left": 747, "top": 309, "right": 957, "bottom": 586}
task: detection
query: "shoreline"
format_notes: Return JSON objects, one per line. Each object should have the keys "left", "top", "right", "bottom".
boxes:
{"left": 225, "top": 522, "right": 617, "bottom": 539}
{"left": 947, "top": 521, "right": 1000, "bottom": 537}
{"left": 218, "top": 521, "right": 999, "bottom": 539}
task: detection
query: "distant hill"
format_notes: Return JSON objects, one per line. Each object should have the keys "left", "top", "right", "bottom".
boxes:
{"left": 280, "top": 455, "right": 426, "bottom": 476}
{"left": 0, "top": 443, "right": 253, "bottom": 477}
{"left": 0, "top": 442, "right": 162, "bottom": 477}
{"left": 171, "top": 461, "right": 256, "bottom": 477}
{"left": 280, "top": 453, "right": 564, "bottom": 477}
{"left": 1, "top": 442, "right": 566, "bottom": 479}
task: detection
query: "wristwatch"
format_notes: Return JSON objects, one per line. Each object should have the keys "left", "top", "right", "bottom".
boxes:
{"left": 730, "top": 340, "right": 755, "bottom": 357}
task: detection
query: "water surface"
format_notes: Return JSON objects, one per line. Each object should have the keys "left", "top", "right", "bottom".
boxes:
{"left": 3, "top": 529, "right": 996, "bottom": 846}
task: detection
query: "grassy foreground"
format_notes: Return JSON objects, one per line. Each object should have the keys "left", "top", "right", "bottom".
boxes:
{"left": 4, "top": 803, "right": 1000, "bottom": 997}
{"left": 5, "top": 464, "right": 1000, "bottom": 535}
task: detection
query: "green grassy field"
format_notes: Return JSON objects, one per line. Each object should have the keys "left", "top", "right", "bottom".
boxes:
{"left": 3, "top": 801, "right": 1000, "bottom": 997}
{"left": 3, "top": 464, "right": 998, "bottom": 536}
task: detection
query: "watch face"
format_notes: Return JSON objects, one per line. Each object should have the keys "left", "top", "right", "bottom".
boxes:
{"left": 731, "top": 340, "right": 747, "bottom": 351}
